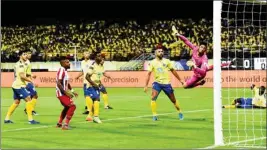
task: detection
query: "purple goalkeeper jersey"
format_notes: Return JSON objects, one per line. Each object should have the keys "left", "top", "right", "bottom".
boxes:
{"left": 179, "top": 35, "right": 209, "bottom": 77}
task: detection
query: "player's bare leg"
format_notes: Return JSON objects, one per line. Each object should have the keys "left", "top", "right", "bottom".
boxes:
{"left": 208, "top": 58, "right": 236, "bottom": 71}
{"left": 4, "top": 99, "right": 20, "bottom": 123}
{"left": 151, "top": 89, "right": 159, "bottom": 121}
{"left": 166, "top": 93, "right": 184, "bottom": 120}
{"left": 183, "top": 75, "right": 205, "bottom": 89}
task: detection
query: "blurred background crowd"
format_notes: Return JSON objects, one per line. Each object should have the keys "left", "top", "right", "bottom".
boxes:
{"left": 1, "top": 18, "right": 266, "bottom": 62}
{"left": 1, "top": 19, "right": 213, "bottom": 62}
{"left": 1, "top": 1, "right": 266, "bottom": 63}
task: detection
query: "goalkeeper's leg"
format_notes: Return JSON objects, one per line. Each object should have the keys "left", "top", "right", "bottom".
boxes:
{"left": 183, "top": 75, "right": 205, "bottom": 89}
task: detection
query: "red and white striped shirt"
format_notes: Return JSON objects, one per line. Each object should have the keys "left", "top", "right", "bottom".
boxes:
{"left": 56, "top": 67, "right": 69, "bottom": 97}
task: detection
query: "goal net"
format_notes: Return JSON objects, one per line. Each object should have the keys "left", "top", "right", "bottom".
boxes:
{"left": 215, "top": 0, "right": 266, "bottom": 148}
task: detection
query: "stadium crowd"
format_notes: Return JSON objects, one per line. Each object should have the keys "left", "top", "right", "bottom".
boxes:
{"left": 1, "top": 18, "right": 266, "bottom": 62}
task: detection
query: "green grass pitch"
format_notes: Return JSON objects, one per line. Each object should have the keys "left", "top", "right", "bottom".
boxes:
{"left": 1, "top": 87, "right": 266, "bottom": 149}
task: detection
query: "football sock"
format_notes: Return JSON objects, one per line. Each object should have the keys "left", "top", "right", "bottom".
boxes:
{"left": 174, "top": 101, "right": 182, "bottom": 113}
{"left": 102, "top": 94, "right": 109, "bottom": 107}
{"left": 65, "top": 105, "right": 76, "bottom": 125}
{"left": 26, "top": 101, "right": 34, "bottom": 121}
{"left": 151, "top": 101, "right": 157, "bottom": 116}
{"left": 86, "top": 97, "right": 93, "bottom": 118}
{"left": 31, "top": 98, "right": 37, "bottom": 110}
{"left": 93, "top": 101, "right": 100, "bottom": 117}
{"left": 5, "top": 103, "right": 18, "bottom": 120}
{"left": 86, "top": 96, "right": 93, "bottom": 112}
{"left": 59, "top": 107, "right": 69, "bottom": 124}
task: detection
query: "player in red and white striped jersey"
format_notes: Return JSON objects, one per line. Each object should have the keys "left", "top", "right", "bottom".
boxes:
{"left": 56, "top": 57, "right": 78, "bottom": 130}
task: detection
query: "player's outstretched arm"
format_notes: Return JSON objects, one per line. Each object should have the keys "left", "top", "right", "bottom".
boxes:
{"left": 172, "top": 25, "right": 196, "bottom": 50}
{"left": 177, "top": 35, "right": 196, "bottom": 50}
{"left": 75, "top": 72, "right": 84, "bottom": 80}
{"left": 85, "top": 73, "right": 99, "bottom": 88}
{"left": 170, "top": 69, "right": 183, "bottom": 85}
{"left": 144, "top": 71, "right": 152, "bottom": 93}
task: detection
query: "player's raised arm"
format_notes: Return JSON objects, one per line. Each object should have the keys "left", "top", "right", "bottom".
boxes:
{"left": 172, "top": 25, "right": 196, "bottom": 50}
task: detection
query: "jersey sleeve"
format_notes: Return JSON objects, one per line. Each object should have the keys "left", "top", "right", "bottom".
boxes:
{"left": 167, "top": 59, "right": 174, "bottom": 70}
{"left": 57, "top": 68, "right": 65, "bottom": 80}
{"left": 147, "top": 61, "right": 153, "bottom": 72}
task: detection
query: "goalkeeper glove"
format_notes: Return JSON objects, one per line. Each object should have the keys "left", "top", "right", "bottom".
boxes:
{"left": 172, "top": 25, "right": 180, "bottom": 36}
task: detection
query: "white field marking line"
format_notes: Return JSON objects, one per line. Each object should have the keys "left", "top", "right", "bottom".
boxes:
{"left": 2, "top": 109, "right": 211, "bottom": 133}
{"left": 201, "top": 137, "right": 267, "bottom": 149}
{"left": 234, "top": 145, "right": 267, "bottom": 149}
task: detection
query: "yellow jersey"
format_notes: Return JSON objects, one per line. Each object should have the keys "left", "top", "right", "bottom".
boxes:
{"left": 252, "top": 87, "right": 266, "bottom": 108}
{"left": 12, "top": 60, "right": 28, "bottom": 89}
{"left": 86, "top": 62, "right": 105, "bottom": 88}
{"left": 81, "top": 59, "right": 92, "bottom": 84}
{"left": 148, "top": 58, "right": 174, "bottom": 84}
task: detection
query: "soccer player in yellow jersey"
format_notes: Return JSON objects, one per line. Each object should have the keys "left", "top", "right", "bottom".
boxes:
{"left": 223, "top": 84, "right": 266, "bottom": 109}
{"left": 4, "top": 50, "right": 40, "bottom": 124}
{"left": 85, "top": 54, "right": 111, "bottom": 123}
{"left": 144, "top": 48, "right": 184, "bottom": 121}
{"left": 75, "top": 51, "right": 93, "bottom": 114}
{"left": 24, "top": 50, "right": 39, "bottom": 115}
{"left": 98, "top": 54, "right": 113, "bottom": 109}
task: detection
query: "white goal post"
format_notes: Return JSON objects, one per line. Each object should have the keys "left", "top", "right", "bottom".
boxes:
{"left": 213, "top": 0, "right": 224, "bottom": 146}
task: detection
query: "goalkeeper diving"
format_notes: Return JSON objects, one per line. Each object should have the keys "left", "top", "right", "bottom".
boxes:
{"left": 223, "top": 84, "right": 266, "bottom": 109}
